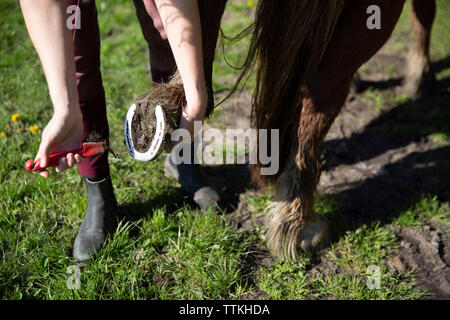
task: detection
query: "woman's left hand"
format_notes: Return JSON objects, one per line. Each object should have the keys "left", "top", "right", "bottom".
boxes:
{"left": 178, "top": 88, "right": 208, "bottom": 141}
{"left": 143, "top": 0, "right": 167, "bottom": 39}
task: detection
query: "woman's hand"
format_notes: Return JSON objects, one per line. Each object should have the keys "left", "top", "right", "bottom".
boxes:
{"left": 143, "top": 0, "right": 167, "bottom": 39}
{"left": 179, "top": 87, "right": 208, "bottom": 139}
{"left": 35, "top": 109, "right": 84, "bottom": 178}
{"left": 20, "top": 0, "right": 84, "bottom": 177}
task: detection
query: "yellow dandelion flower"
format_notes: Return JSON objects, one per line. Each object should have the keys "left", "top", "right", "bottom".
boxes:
{"left": 11, "top": 113, "right": 20, "bottom": 122}
{"left": 0, "top": 131, "right": 5, "bottom": 138}
{"left": 29, "top": 125, "right": 39, "bottom": 135}
{"left": 247, "top": 0, "right": 254, "bottom": 8}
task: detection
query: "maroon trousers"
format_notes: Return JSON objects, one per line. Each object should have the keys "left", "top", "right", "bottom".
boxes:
{"left": 70, "top": 0, "right": 175, "bottom": 178}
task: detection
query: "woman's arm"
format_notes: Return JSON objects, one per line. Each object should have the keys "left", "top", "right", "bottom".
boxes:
{"left": 153, "top": 0, "right": 207, "bottom": 138}
{"left": 20, "top": 0, "right": 83, "bottom": 177}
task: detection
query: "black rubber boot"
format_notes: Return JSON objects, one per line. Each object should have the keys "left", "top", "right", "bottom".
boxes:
{"left": 73, "top": 175, "right": 118, "bottom": 265}
{"left": 164, "top": 142, "right": 220, "bottom": 210}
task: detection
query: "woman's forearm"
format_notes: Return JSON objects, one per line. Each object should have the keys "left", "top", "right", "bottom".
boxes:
{"left": 19, "top": 0, "right": 80, "bottom": 118}
{"left": 154, "top": 0, "right": 207, "bottom": 121}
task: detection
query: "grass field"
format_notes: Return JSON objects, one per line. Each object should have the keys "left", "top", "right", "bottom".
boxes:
{"left": 0, "top": 0, "right": 449, "bottom": 299}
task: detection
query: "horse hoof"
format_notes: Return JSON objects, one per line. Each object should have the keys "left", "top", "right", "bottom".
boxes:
{"left": 266, "top": 203, "right": 328, "bottom": 260}
{"left": 298, "top": 213, "right": 328, "bottom": 253}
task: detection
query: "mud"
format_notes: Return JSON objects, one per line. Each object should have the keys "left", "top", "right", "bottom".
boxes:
{"left": 394, "top": 221, "right": 450, "bottom": 299}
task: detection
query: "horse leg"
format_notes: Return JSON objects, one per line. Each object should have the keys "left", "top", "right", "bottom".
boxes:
{"left": 266, "top": 102, "right": 339, "bottom": 259}
{"left": 266, "top": 0, "right": 406, "bottom": 260}
{"left": 403, "top": 0, "right": 436, "bottom": 96}
{"left": 266, "top": 72, "right": 355, "bottom": 259}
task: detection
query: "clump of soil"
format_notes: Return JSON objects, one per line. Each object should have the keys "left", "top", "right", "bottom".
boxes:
{"left": 131, "top": 80, "right": 184, "bottom": 154}
{"left": 393, "top": 221, "right": 450, "bottom": 299}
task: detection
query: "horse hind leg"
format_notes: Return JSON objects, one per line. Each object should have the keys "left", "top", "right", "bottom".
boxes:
{"left": 403, "top": 0, "right": 436, "bottom": 96}
{"left": 265, "top": 0, "right": 406, "bottom": 261}
{"left": 266, "top": 141, "right": 328, "bottom": 260}
{"left": 265, "top": 97, "right": 343, "bottom": 260}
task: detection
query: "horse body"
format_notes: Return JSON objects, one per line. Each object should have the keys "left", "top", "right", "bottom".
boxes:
{"left": 165, "top": 0, "right": 436, "bottom": 261}
{"left": 249, "top": 0, "right": 436, "bottom": 260}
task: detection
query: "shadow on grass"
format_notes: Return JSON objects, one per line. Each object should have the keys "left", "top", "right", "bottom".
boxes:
{"left": 324, "top": 145, "right": 449, "bottom": 239}
{"left": 325, "top": 78, "right": 449, "bottom": 169}
{"left": 321, "top": 61, "right": 450, "bottom": 241}
{"left": 202, "top": 163, "right": 252, "bottom": 212}
{"left": 118, "top": 186, "right": 187, "bottom": 220}
{"left": 116, "top": 163, "right": 251, "bottom": 240}
{"left": 118, "top": 162, "right": 252, "bottom": 218}
{"left": 116, "top": 185, "right": 192, "bottom": 239}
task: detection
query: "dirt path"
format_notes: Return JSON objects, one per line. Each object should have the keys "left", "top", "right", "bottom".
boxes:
{"left": 202, "top": 51, "right": 450, "bottom": 299}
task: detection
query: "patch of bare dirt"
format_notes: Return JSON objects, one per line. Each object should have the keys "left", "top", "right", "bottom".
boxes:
{"left": 393, "top": 220, "right": 450, "bottom": 299}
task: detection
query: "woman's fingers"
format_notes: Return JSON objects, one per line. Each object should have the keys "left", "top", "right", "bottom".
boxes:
{"left": 74, "top": 153, "right": 82, "bottom": 164}
{"left": 178, "top": 112, "right": 194, "bottom": 142}
{"left": 36, "top": 139, "right": 51, "bottom": 168}
{"left": 66, "top": 153, "right": 75, "bottom": 168}
{"left": 54, "top": 153, "right": 80, "bottom": 173}
{"left": 32, "top": 153, "right": 82, "bottom": 176}
{"left": 54, "top": 157, "right": 68, "bottom": 172}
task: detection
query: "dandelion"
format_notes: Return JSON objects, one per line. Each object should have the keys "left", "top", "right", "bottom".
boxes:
{"left": 11, "top": 113, "right": 20, "bottom": 122}
{"left": 0, "top": 131, "right": 5, "bottom": 138}
{"left": 247, "top": 0, "right": 254, "bottom": 8}
{"left": 29, "top": 125, "right": 39, "bottom": 135}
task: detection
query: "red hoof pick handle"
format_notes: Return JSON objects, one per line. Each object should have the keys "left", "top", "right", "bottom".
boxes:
{"left": 25, "top": 142, "right": 106, "bottom": 172}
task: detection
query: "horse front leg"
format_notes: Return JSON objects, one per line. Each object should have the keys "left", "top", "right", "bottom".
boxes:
{"left": 403, "top": 0, "right": 436, "bottom": 96}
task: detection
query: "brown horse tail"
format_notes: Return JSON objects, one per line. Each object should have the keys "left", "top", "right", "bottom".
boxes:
{"left": 235, "top": 0, "right": 348, "bottom": 185}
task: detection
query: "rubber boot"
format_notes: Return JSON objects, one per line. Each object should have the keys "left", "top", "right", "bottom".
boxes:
{"left": 73, "top": 175, "right": 118, "bottom": 265}
{"left": 164, "top": 142, "right": 220, "bottom": 210}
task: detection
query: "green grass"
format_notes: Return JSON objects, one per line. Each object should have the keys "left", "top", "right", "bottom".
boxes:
{"left": 394, "top": 196, "right": 450, "bottom": 228}
{"left": 256, "top": 233, "right": 422, "bottom": 300}
{"left": 1, "top": 0, "right": 449, "bottom": 300}
{"left": 364, "top": 88, "right": 386, "bottom": 113}
{"left": 257, "top": 260, "right": 311, "bottom": 299}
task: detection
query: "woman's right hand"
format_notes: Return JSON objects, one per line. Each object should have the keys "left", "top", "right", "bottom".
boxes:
{"left": 35, "top": 110, "right": 84, "bottom": 178}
